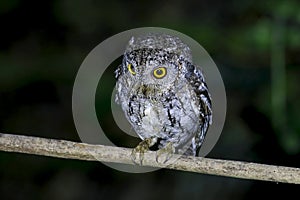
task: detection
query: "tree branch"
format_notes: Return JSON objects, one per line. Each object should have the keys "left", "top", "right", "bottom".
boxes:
{"left": 0, "top": 133, "right": 299, "bottom": 184}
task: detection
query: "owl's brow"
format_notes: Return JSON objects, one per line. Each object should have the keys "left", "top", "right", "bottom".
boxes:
{"left": 125, "top": 48, "right": 182, "bottom": 66}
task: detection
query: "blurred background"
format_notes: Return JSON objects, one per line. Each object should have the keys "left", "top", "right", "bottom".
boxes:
{"left": 0, "top": 0, "right": 299, "bottom": 199}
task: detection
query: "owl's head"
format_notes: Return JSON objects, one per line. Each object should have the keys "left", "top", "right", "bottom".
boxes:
{"left": 117, "top": 34, "right": 193, "bottom": 92}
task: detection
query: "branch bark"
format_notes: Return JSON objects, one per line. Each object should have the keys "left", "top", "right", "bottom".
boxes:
{"left": 0, "top": 133, "right": 299, "bottom": 184}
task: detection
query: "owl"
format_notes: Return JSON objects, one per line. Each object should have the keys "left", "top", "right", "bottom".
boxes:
{"left": 115, "top": 33, "right": 212, "bottom": 164}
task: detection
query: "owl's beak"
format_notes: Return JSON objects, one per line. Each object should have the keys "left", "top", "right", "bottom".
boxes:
{"left": 135, "top": 84, "right": 159, "bottom": 98}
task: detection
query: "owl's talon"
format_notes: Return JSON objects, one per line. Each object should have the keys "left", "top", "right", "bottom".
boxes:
{"left": 131, "top": 137, "right": 157, "bottom": 165}
{"left": 131, "top": 148, "right": 145, "bottom": 165}
{"left": 156, "top": 142, "right": 176, "bottom": 164}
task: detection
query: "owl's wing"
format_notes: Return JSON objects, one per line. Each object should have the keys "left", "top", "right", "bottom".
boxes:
{"left": 184, "top": 62, "right": 212, "bottom": 156}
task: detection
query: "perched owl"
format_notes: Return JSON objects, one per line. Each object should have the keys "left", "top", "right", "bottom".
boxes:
{"left": 115, "top": 33, "right": 212, "bottom": 164}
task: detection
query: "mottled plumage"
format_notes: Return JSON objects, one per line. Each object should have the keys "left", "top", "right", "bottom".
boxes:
{"left": 115, "top": 33, "right": 212, "bottom": 161}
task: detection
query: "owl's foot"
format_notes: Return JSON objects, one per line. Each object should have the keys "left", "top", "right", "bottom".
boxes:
{"left": 131, "top": 137, "right": 157, "bottom": 165}
{"left": 156, "top": 142, "right": 176, "bottom": 164}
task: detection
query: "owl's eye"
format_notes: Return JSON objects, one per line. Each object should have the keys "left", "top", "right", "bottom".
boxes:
{"left": 152, "top": 67, "right": 167, "bottom": 79}
{"left": 127, "top": 63, "right": 136, "bottom": 75}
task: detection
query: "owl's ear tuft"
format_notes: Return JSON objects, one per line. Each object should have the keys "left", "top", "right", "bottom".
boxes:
{"left": 129, "top": 37, "right": 135, "bottom": 46}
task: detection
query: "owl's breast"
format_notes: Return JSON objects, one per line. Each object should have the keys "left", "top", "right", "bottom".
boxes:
{"left": 122, "top": 83, "right": 201, "bottom": 146}
{"left": 139, "top": 102, "right": 166, "bottom": 139}
{"left": 123, "top": 95, "right": 167, "bottom": 139}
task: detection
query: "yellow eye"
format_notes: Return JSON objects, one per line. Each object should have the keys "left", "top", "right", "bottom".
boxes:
{"left": 153, "top": 67, "right": 167, "bottom": 79}
{"left": 127, "top": 63, "right": 136, "bottom": 75}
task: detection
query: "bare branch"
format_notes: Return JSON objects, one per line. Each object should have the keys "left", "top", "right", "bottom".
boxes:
{"left": 0, "top": 133, "right": 299, "bottom": 184}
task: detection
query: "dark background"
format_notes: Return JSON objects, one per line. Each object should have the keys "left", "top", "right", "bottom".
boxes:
{"left": 0, "top": 0, "right": 299, "bottom": 199}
